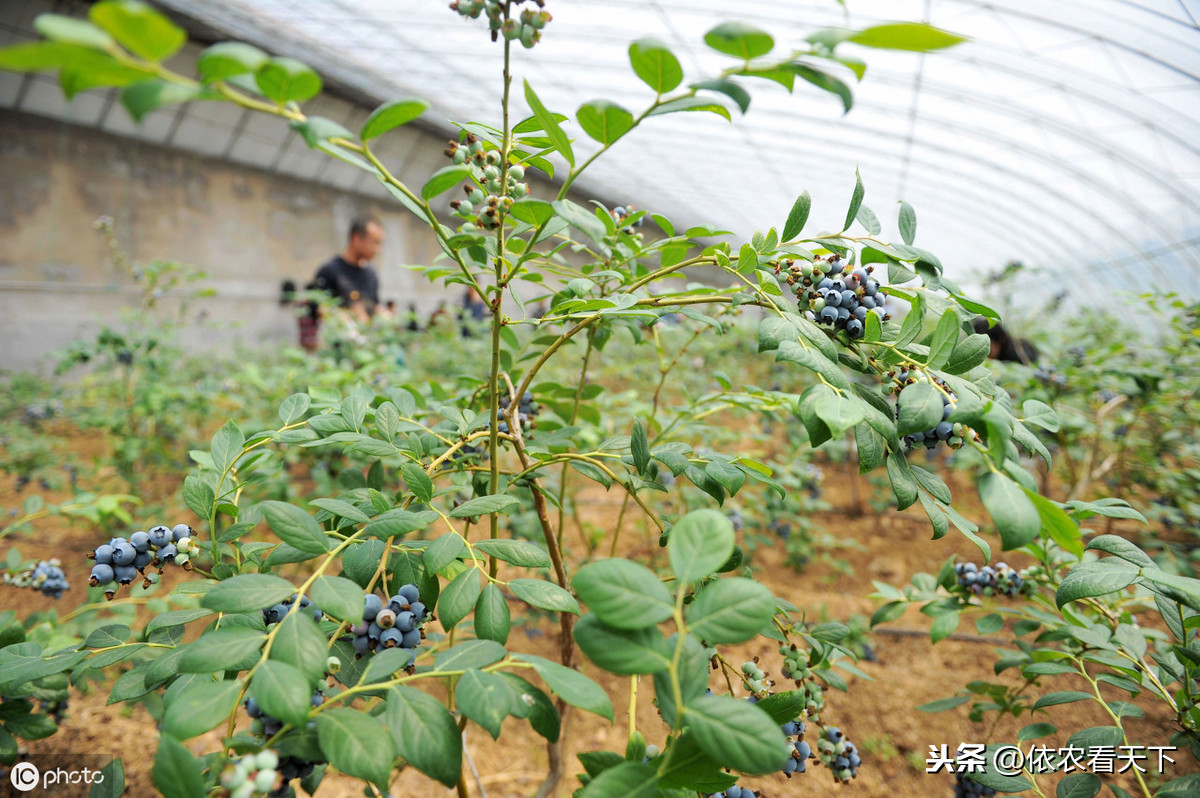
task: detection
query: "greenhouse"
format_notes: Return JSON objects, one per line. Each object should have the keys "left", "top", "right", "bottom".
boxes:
{"left": 0, "top": 1, "right": 1197, "bottom": 797}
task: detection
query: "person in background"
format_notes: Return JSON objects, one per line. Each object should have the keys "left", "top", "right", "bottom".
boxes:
{"left": 972, "top": 317, "right": 1039, "bottom": 364}
{"left": 405, "top": 302, "right": 421, "bottom": 332}
{"left": 460, "top": 286, "right": 487, "bottom": 337}
{"left": 308, "top": 217, "right": 385, "bottom": 324}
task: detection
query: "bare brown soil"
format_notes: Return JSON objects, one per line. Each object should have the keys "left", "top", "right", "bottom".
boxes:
{"left": 2, "top": 453, "right": 1187, "bottom": 798}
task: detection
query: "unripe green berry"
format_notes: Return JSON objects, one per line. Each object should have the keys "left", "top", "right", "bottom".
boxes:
{"left": 255, "top": 750, "right": 279, "bottom": 771}
{"left": 509, "top": 164, "right": 525, "bottom": 180}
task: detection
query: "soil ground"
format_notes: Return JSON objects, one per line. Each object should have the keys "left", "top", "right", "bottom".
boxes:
{"left": 2, "top": 439, "right": 1190, "bottom": 798}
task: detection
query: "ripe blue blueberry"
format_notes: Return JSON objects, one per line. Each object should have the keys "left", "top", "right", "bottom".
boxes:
{"left": 93, "top": 544, "right": 114, "bottom": 565}
{"left": 111, "top": 541, "right": 136, "bottom": 566}
{"left": 129, "top": 531, "right": 150, "bottom": 552}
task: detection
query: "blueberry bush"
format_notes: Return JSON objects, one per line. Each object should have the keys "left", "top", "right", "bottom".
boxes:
{"left": 2, "top": 2, "right": 1197, "bottom": 798}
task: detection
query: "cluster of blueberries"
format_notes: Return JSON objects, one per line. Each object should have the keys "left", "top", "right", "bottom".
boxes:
{"left": 4, "top": 558, "right": 70, "bottom": 599}
{"left": 449, "top": 0, "right": 550, "bottom": 46}
{"left": 780, "top": 716, "right": 814, "bottom": 778}
{"left": 954, "top": 561, "right": 1029, "bottom": 598}
{"left": 246, "top": 691, "right": 324, "bottom": 739}
{"left": 891, "top": 371, "right": 972, "bottom": 451}
{"left": 220, "top": 749, "right": 285, "bottom": 798}
{"left": 243, "top": 697, "right": 325, "bottom": 795}
{"left": 609, "top": 205, "right": 644, "bottom": 238}
{"left": 818, "top": 726, "right": 861, "bottom": 783}
{"left": 1034, "top": 364, "right": 1068, "bottom": 388}
{"left": 348, "top": 585, "right": 428, "bottom": 658}
{"left": 779, "top": 645, "right": 825, "bottom": 721}
{"left": 782, "top": 254, "right": 888, "bottom": 339}
{"left": 88, "top": 524, "right": 198, "bottom": 597}
{"left": 497, "top": 390, "right": 540, "bottom": 436}
{"left": 954, "top": 773, "right": 997, "bottom": 797}
{"left": 707, "top": 787, "right": 757, "bottom": 798}
{"left": 262, "top": 594, "right": 325, "bottom": 624}
{"left": 446, "top": 136, "right": 528, "bottom": 231}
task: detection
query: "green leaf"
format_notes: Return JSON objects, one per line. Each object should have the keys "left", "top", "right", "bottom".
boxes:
{"left": 90, "top": 0, "right": 185, "bottom": 61}
{"left": 1056, "top": 561, "right": 1139, "bottom": 608}
{"left": 704, "top": 22, "right": 774, "bottom": 59}
{"left": 789, "top": 64, "right": 853, "bottom": 112}
{"left": 1025, "top": 489, "right": 1082, "bottom": 557}
{"left": 421, "top": 165, "right": 472, "bottom": 201}
{"left": 84, "top": 624, "right": 130, "bottom": 648}
{"left": 1022, "top": 399, "right": 1059, "bottom": 432}
{"left": 1019, "top": 722, "right": 1058, "bottom": 742}
{"left": 683, "top": 693, "right": 787, "bottom": 774}
{"left": 1139, "top": 570, "right": 1200, "bottom": 611}
{"left": 455, "top": 669, "right": 510, "bottom": 739}
{"left": 162, "top": 679, "right": 241, "bottom": 740}
{"left": 524, "top": 80, "right": 574, "bottom": 167}
{"left": 690, "top": 78, "right": 750, "bottom": 113}
{"left": 849, "top": 23, "right": 968, "bottom": 52}
{"left": 508, "top": 578, "right": 580, "bottom": 614}
{"left": 898, "top": 200, "right": 916, "bottom": 244}
{"left": 474, "top": 584, "right": 511, "bottom": 644}
{"left": 250, "top": 660, "right": 311, "bottom": 727}
{"left": 573, "top": 614, "right": 672, "bottom": 675}
{"left": 34, "top": 14, "right": 114, "bottom": 50}
{"left": 886, "top": 453, "right": 919, "bottom": 510}
{"left": 646, "top": 96, "right": 731, "bottom": 121}
{"left": 400, "top": 462, "right": 433, "bottom": 503}
{"left": 450, "top": 494, "right": 520, "bottom": 518}
{"left": 386, "top": 686, "right": 462, "bottom": 787}
{"left": 926, "top": 308, "right": 960, "bottom": 369}
{"left": 260, "top": 501, "right": 330, "bottom": 556}
{"left": 255, "top": 57, "right": 321, "bottom": 104}
{"left": 316, "top": 708, "right": 395, "bottom": 788}
{"left": 120, "top": 80, "right": 211, "bottom": 122}
{"left": 196, "top": 41, "right": 268, "bottom": 83}
{"left": 364, "top": 508, "right": 436, "bottom": 538}
{"left": 91, "top": 758, "right": 124, "bottom": 798}
{"left": 917, "top": 695, "right": 969, "bottom": 713}
{"left": 512, "top": 653, "right": 613, "bottom": 720}
{"left": 1056, "top": 773, "right": 1101, "bottom": 798}
{"left": 576, "top": 100, "right": 634, "bottom": 145}
{"left": 630, "top": 419, "right": 651, "bottom": 475}
{"left": 438, "top": 569, "right": 481, "bottom": 631}
{"left": 978, "top": 472, "right": 1040, "bottom": 550}
{"left": 278, "top": 392, "right": 311, "bottom": 425}
{"left": 669, "top": 508, "right": 735, "bottom": 584}
{"left": 572, "top": 559, "right": 673, "bottom": 630}
{"left": 930, "top": 610, "right": 960, "bottom": 643}
{"left": 655, "top": 732, "right": 736, "bottom": 790}
{"left": 271, "top": 612, "right": 329, "bottom": 682}
{"left": 359, "top": 647, "right": 416, "bottom": 685}
{"left": 686, "top": 578, "right": 776, "bottom": 644}
{"left": 754, "top": 691, "right": 806, "bottom": 725}
{"left": 975, "top": 613, "right": 1004, "bottom": 635}
{"left": 423, "top": 532, "right": 466, "bottom": 573}
{"left": 210, "top": 420, "right": 245, "bottom": 473}
{"left": 782, "top": 191, "right": 811, "bottom": 241}
{"left": 202, "top": 574, "right": 296, "bottom": 613}
{"left": 310, "top": 576, "right": 365, "bottom": 624}
{"left": 290, "top": 116, "right": 354, "bottom": 148}
{"left": 509, "top": 199, "right": 555, "bottom": 226}
{"left": 1033, "top": 691, "right": 1093, "bottom": 710}
{"left": 842, "top": 168, "right": 864, "bottom": 232}
{"left": 361, "top": 97, "right": 429, "bottom": 140}
{"left": 1085, "top": 535, "right": 1153, "bottom": 568}
{"left": 152, "top": 734, "right": 206, "bottom": 798}
{"left": 472, "top": 539, "right": 551, "bottom": 568}
{"left": 579, "top": 762, "right": 658, "bottom": 798}
{"left": 1158, "top": 774, "right": 1200, "bottom": 798}
{"left": 628, "top": 38, "right": 683, "bottom": 93}
{"left": 897, "top": 382, "right": 944, "bottom": 436}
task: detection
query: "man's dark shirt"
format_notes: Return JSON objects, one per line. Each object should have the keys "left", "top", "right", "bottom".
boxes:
{"left": 310, "top": 256, "right": 379, "bottom": 315}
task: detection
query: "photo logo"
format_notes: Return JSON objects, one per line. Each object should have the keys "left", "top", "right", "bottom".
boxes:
{"left": 10, "top": 762, "right": 39, "bottom": 792}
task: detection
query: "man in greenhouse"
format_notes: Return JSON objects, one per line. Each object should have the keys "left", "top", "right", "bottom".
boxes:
{"left": 307, "top": 217, "right": 385, "bottom": 323}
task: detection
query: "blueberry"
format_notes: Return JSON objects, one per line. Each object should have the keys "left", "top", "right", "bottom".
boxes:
{"left": 129, "top": 531, "right": 150, "bottom": 552}
{"left": 363, "top": 593, "right": 382, "bottom": 622}
{"left": 90, "top": 563, "right": 115, "bottom": 584}
{"left": 410, "top": 601, "right": 426, "bottom": 621}
{"left": 368, "top": 622, "right": 381, "bottom": 641}
{"left": 171, "top": 524, "right": 192, "bottom": 542}
{"left": 819, "top": 307, "right": 838, "bottom": 325}
{"left": 353, "top": 635, "right": 371, "bottom": 655}
{"left": 398, "top": 584, "right": 420, "bottom": 604}
{"left": 157, "top": 543, "right": 177, "bottom": 563}
{"left": 246, "top": 697, "right": 261, "bottom": 718}
{"left": 148, "top": 526, "right": 171, "bottom": 547}
{"left": 114, "top": 565, "right": 138, "bottom": 584}
{"left": 380, "top": 628, "right": 403, "bottom": 648}
{"left": 401, "top": 629, "right": 421, "bottom": 648}
{"left": 111, "top": 541, "right": 136, "bottom": 566}
{"left": 846, "top": 318, "right": 864, "bottom": 338}
{"left": 134, "top": 550, "right": 153, "bottom": 570}
{"left": 93, "top": 544, "right": 114, "bottom": 565}
{"left": 394, "top": 611, "right": 416, "bottom": 632}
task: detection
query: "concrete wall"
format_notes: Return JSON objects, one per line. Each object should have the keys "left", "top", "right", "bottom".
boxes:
{"left": 0, "top": 109, "right": 464, "bottom": 372}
